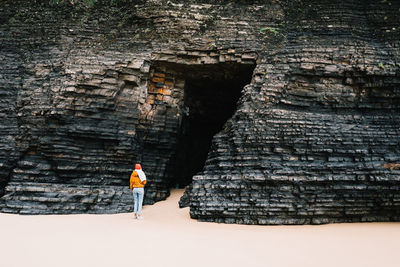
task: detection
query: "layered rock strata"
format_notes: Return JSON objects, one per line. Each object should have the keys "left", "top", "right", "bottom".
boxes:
{"left": 189, "top": 0, "right": 400, "bottom": 224}
{"left": 1, "top": 0, "right": 400, "bottom": 224}
{"left": 0, "top": 0, "right": 267, "bottom": 214}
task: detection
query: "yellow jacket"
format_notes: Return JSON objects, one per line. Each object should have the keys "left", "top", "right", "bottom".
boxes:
{"left": 130, "top": 170, "right": 147, "bottom": 189}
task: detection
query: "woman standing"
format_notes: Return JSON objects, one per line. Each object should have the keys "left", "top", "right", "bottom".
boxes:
{"left": 130, "top": 164, "right": 147, "bottom": 219}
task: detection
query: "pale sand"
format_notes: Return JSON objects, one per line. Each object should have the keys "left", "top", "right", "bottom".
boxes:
{"left": 0, "top": 189, "right": 399, "bottom": 267}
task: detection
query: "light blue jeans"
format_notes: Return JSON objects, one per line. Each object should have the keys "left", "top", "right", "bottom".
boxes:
{"left": 132, "top": 187, "right": 144, "bottom": 215}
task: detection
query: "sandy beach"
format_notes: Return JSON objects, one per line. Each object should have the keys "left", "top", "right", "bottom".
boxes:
{"left": 0, "top": 189, "right": 399, "bottom": 267}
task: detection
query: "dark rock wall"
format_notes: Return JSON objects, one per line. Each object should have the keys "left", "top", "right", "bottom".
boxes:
{"left": 189, "top": 0, "right": 400, "bottom": 224}
{"left": 0, "top": 0, "right": 399, "bottom": 223}
{"left": 0, "top": 0, "right": 274, "bottom": 214}
{"left": 0, "top": 44, "right": 21, "bottom": 197}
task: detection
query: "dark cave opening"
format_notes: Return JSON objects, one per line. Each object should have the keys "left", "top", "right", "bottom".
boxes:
{"left": 0, "top": 182, "right": 5, "bottom": 197}
{"left": 166, "top": 62, "right": 256, "bottom": 188}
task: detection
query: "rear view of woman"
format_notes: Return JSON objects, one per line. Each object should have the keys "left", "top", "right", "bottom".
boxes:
{"left": 130, "top": 164, "right": 147, "bottom": 219}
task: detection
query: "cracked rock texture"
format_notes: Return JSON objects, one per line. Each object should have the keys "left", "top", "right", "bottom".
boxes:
{"left": 1, "top": 0, "right": 400, "bottom": 224}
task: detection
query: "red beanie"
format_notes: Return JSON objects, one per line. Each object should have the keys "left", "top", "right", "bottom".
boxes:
{"left": 135, "top": 164, "right": 142, "bottom": 170}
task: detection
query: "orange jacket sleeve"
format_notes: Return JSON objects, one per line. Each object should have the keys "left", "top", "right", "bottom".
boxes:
{"left": 130, "top": 172, "right": 134, "bottom": 190}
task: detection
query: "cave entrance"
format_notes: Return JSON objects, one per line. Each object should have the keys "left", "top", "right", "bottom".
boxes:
{"left": 165, "top": 62, "right": 256, "bottom": 188}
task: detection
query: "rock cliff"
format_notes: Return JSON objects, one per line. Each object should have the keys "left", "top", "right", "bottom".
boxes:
{"left": 0, "top": 0, "right": 399, "bottom": 224}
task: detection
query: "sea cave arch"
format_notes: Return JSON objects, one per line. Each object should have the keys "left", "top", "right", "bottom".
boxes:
{"left": 148, "top": 61, "right": 256, "bottom": 189}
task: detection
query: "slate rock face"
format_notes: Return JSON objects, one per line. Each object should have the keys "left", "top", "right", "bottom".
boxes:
{"left": 188, "top": 0, "right": 400, "bottom": 224}
{"left": 0, "top": 0, "right": 400, "bottom": 224}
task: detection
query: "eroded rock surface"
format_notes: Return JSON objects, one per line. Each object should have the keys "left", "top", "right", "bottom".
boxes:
{"left": 0, "top": 0, "right": 399, "bottom": 223}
